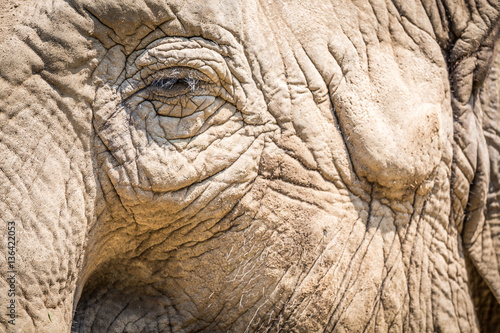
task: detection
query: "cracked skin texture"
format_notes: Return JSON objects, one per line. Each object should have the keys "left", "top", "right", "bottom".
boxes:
{"left": 0, "top": 0, "right": 499, "bottom": 332}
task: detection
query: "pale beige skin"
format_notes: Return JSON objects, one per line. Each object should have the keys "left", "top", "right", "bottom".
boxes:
{"left": 0, "top": 0, "right": 499, "bottom": 332}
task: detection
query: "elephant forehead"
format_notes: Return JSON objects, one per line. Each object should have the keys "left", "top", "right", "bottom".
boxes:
{"left": 75, "top": 0, "right": 243, "bottom": 40}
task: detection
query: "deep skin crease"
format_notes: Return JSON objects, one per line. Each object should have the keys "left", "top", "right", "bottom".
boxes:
{"left": 0, "top": 0, "right": 499, "bottom": 332}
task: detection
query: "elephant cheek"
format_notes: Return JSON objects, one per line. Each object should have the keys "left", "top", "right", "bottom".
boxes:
{"left": 137, "top": 149, "right": 198, "bottom": 193}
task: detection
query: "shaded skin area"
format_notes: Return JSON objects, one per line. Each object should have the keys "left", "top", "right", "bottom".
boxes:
{"left": 0, "top": 0, "right": 499, "bottom": 332}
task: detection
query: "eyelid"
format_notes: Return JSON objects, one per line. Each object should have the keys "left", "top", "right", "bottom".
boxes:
{"left": 146, "top": 71, "right": 209, "bottom": 99}
{"left": 119, "top": 44, "right": 235, "bottom": 103}
{"left": 138, "top": 46, "right": 232, "bottom": 85}
{"left": 146, "top": 67, "right": 211, "bottom": 86}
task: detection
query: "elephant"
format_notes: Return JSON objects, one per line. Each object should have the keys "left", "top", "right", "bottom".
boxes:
{"left": 0, "top": 0, "right": 500, "bottom": 332}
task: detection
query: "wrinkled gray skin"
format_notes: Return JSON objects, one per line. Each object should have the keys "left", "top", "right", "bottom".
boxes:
{"left": 0, "top": 0, "right": 500, "bottom": 332}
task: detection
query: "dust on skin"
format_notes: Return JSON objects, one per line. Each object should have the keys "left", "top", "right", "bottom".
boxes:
{"left": 0, "top": 0, "right": 30, "bottom": 43}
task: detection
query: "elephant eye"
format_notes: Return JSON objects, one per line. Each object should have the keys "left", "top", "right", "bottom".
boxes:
{"left": 149, "top": 77, "right": 200, "bottom": 97}
{"left": 144, "top": 67, "right": 212, "bottom": 100}
{"left": 115, "top": 45, "right": 240, "bottom": 141}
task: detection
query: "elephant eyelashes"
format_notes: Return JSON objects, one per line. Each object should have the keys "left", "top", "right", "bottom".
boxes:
{"left": 149, "top": 77, "right": 200, "bottom": 97}
{"left": 146, "top": 67, "right": 212, "bottom": 99}
{"left": 152, "top": 77, "right": 180, "bottom": 89}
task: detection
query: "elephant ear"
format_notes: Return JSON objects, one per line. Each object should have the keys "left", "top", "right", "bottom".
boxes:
{"left": 468, "top": 44, "right": 500, "bottom": 330}
{"left": 444, "top": 0, "right": 500, "bottom": 327}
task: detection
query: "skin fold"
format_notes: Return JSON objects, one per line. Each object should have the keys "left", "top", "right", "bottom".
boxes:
{"left": 0, "top": 0, "right": 499, "bottom": 332}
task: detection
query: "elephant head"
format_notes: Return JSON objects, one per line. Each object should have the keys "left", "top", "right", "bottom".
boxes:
{"left": 1, "top": 0, "right": 499, "bottom": 332}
